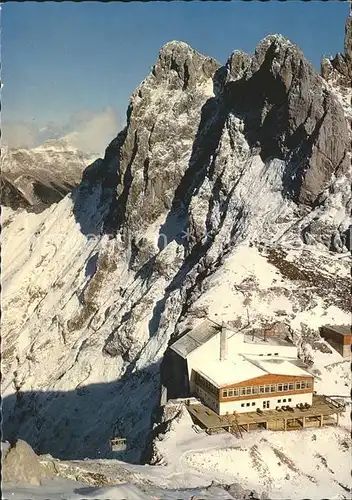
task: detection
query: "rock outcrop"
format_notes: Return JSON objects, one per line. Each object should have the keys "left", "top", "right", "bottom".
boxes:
{"left": 2, "top": 440, "right": 53, "bottom": 485}
{"left": 321, "top": 12, "right": 352, "bottom": 86}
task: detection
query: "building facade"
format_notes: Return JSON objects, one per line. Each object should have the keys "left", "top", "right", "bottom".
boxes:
{"left": 194, "top": 370, "right": 314, "bottom": 415}
{"left": 320, "top": 325, "right": 351, "bottom": 358}
{"left": 170, "top": 319, "right": 299, "bottom": 394}
{"left": 170, "top": 318, "right": 315, "bottom": 415}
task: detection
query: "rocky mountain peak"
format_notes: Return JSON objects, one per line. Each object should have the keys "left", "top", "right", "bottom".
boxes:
{"left": 321, "top": 11, "right": 352, "bottom": 87}
{"left": 98, "top": 25, "right": 351, "bottom": 262}
{"left": 226, "top": 50, "right": 252, "bottom": 81}
{"left": 224, "top": 34, "right": 350, "bottom": 206}
{"left": 150, "top": 40, "right": 221, "bottom": 91}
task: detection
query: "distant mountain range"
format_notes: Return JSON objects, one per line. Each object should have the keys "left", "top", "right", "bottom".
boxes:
{"left": 1, "top": 139, "right": 98, "bottom": 212}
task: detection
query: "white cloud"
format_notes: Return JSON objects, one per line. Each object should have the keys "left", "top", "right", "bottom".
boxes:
{"left": 2, "top": 122, "right": 38, "bottom": 149}
{"left": 63, "top": 108, "right": 119, "bottom": 155}
{"left": 2, "top": 108, "right": 120, "bottom": 156}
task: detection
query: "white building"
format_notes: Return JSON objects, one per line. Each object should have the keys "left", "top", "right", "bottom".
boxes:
{"left": 170, "top": 319, "right": 314, "bottom": 415}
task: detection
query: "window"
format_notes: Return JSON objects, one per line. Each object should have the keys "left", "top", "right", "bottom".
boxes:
{"left": 301, "top": 381, "right": 306, "bottom": 389}
{"left": 283, "top": 399, "right": 286, "bottom": 403}
{"left": 274, "top": 353, "right": 279, "bottom": 356}
{"left": 228, "top": 389, "right": 234, "bottom": 397}
{"left": 288, "top": 383, "right": 294, "bottom": 390}
{"left": 278, "top": 399, "right": 281, "bottom": 403}
{"left": 278, "top": 384, "right": 283, "bottom": 392}
{"left": 246, "top": 403, "right": 250, "bottom": 407}
{"left": 270, "top": 384, "right": 276, "bottom": 392}
{"left": 259, "top": 354, "right": 264, "bottom": 356}
{"left": 265, "top": 385, "right": 270, "bottom": 393}
{"left": 306, "top": 381, "right": 312, "bottom": 389}
{"left": 283, "top": 384, "right": 288, "bottom": 391}
{"left": 252, "top": 402, "right": 256, "bottom": 406}
{"left": 288, "top": 398, "right": 292, "bottom": 402}
{"left": 223, "top": 390, "right": 228, "bottom": 398}
{"left": 295, "top": 382, "right": 301, "bottom": 390}
{"left": 259, "top": 386, "right": 265, "bottom": 394}
{"left": 241, "top": 387, "right": 246, "bottom": 396}
{"left": 241, "top": 403, "right": 245, "bottom": 407}
{"left": 252, "top": 386, "right": 258, "bottom": 394}
{"left": 246, "top": 387, "right": 252, "bottom": 395}
{"left": 233, "top": 388, "right": 239, "bottom": 396}
{"left": 268, "top": 353, "right": 272, "bottom": 356}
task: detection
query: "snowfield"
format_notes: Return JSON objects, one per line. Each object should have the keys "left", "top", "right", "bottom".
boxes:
{"left": 111, "top": 400, "right": 351, "bottom": 499}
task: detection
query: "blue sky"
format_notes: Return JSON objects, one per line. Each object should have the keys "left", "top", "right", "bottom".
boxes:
{"left": 2, "top": 1, "right": 349, "bottom": 147}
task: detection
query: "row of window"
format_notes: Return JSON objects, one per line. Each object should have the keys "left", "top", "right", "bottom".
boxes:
{"left": 258, "top": 353, "right": 279, "bottom": 356}
{"left": 222, "top": 380, "right": 312, "bottom": 398}
{"left": 241, "top": 398, "right": 292, "bottom": 408}
{"left": 239, "top": 397, "right": 293, "bottom": 408}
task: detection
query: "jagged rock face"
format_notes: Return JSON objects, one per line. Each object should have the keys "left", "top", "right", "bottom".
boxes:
{"left": 1, "top": 141, "right": 96, "bottom": 212}
{"left": 321, "top": 14, "right": 352, "bottom": 86}
{"left": 107, "top": 34, "right": 350, "bottom": 257}
{"left": 110, "top": 41, "right": 222, "bottom": 240}
{"left": 224, "top": 36, "right": 350, "bottom": 206}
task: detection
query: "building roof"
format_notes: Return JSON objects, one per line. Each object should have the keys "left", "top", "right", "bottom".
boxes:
{"left": 170, "top": 319, "right": 221, "bottom": 358}
{"left": 243, "top": 334, "right": 294, "bottom": 347}
{"left": 247, "top": 357, "right": 312, "bottom": 378}
{"left": 195, "top": 355, "right": 313, "bottom": 388}
{"left": 195, "top": 356, "right": 264, "bottom": 388}
{"left": 321, "top": 325, "right": 351, "bottom": 336}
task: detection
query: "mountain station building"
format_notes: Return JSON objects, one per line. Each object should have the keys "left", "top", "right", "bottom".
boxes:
{"left": 170, "top": 319, "right": 314, "bottom": 415}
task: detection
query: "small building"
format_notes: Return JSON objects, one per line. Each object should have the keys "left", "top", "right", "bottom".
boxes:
{"left": 320, "top": 325, "right": 351, "bottom": 358}
{"left": 170, "top": 319, "right": 314, "bottom": 415}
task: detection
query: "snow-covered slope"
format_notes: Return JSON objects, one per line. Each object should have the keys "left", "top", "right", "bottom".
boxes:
{"left": 146, "top": 404, "right": 351, "bottom": 499}
{"left": 2, "top": 20, "right": 351, "bottom": 500}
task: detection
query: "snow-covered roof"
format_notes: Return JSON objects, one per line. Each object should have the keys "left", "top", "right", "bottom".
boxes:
{"left": 243, "top": 334, "right": 294, "bottom": 347}
{"left": 195, "top": 356, "right": 265, "bottom": 388}
{"left": 194, "top": 354, "right": 313, "bottom": 388}
{"left": 170, "top": 319, "right": 220, "bottom": 358}
{"left": 247, "top": 357, "right": 312, "bottom": 378}
{"left": 321, "top": 325, "right": 351, "bottom": 336}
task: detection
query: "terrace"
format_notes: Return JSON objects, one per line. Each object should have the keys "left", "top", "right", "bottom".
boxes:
{"left": 187, "top": 395, "right": 345, "bottom": 435}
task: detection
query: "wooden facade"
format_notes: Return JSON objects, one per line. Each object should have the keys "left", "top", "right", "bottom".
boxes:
{"left": 194, "top": 370, "right": 314, "bottom": 412}
{"left": 219, "top": 373, "right": 313, "bottom": 403}
{"left": 320, "top": 325, "right": 351, "bottom": 357}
